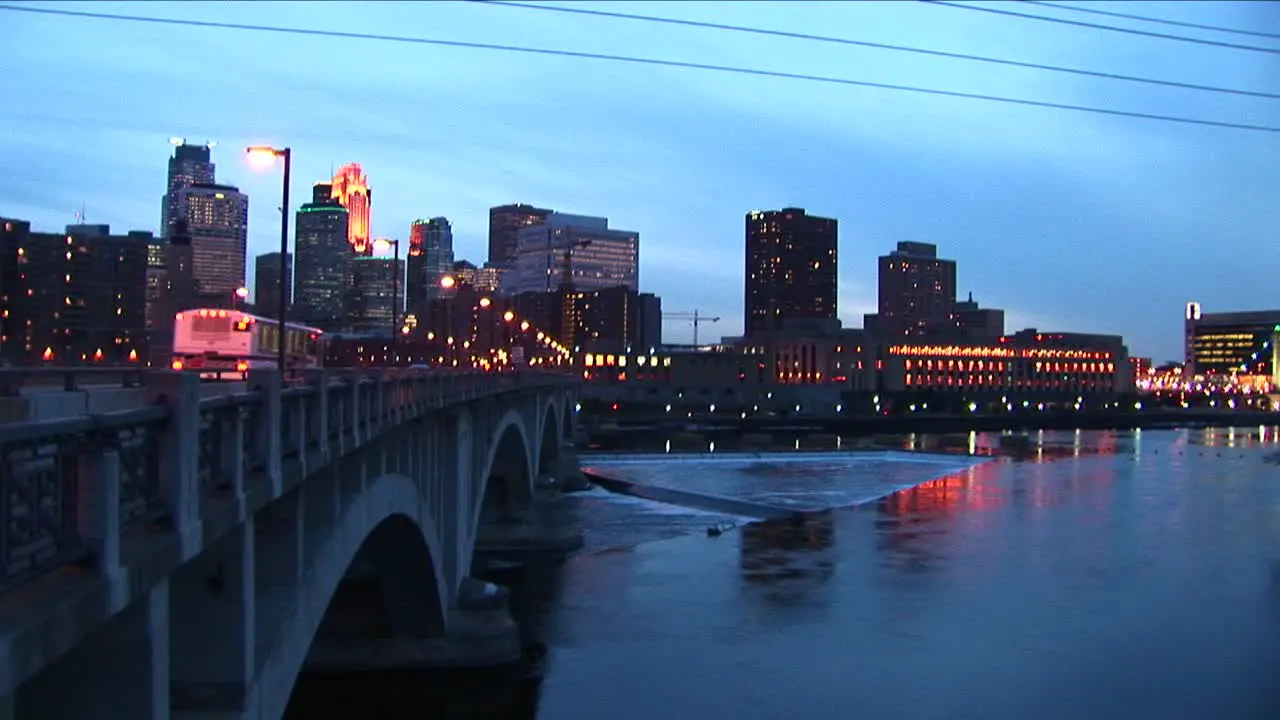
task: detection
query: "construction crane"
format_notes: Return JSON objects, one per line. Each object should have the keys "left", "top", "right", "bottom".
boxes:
{"left": 663, "top": 310, "right": 722, "bottom": 346}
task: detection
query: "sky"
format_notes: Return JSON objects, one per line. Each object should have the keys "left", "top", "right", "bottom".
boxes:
{"left": 1, "top": 0, "right": 1278, "bottom": 361}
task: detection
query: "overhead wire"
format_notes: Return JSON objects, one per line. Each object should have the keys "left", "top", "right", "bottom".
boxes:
{"left": 921, "top": 1, "right": 1280, "bottom": 55}
{"left": 471, "top": 0, "right": 1280, "bottom": 100}
{"left": 0, "top": 3, "right": 1276, "bottom": 135}
{"left": 1021, "top": 1, "right": 1280, "bottom": 41}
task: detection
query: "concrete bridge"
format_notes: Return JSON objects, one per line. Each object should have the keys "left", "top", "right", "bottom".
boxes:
{"left": 0, "top": 368, "right": 580, "bottom": 719}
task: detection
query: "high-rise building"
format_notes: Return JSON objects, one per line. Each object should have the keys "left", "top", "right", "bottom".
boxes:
{"left": 254, "top": 251, "right": 292, "bottom": 318}
{"left": 743, "top": 208, "right": 838, "bottom": 336}
{"left": 489, "top": 204, "right": 551, "bottom": 266}
{"left": 872, "top": 241, "right": 957, "bottom": 337}
{"left": 406, "top": 217, "right": 454, "bottom": 317}
{"left": 179, "top": 182, "right": 248, "bottom": 306}
{"left": 507, "top": 213, "right": 639, "bottom": 296}
{"left": 330, "top": 164, "right": 372, "bottom": 255}
{"left": 294, "top": 195, "right": 350, "bottom": 331}
{"left": 144, "top": 237, "right": 167, "bottom": 332}
{"left": 161, "top": 139, "right": 215, "bottom": 242}
{"left": 347, "top": 256, "right": 403, "bottom": 333}
{"left": 451, "top": 260, "right": 502, "bottom": 294}
{"left": 0, "top": 218, "right": 149, "bottom": 364}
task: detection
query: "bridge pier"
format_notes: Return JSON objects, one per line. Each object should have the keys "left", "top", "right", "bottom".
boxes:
{"left": 169, "top": 519, "right": 256, "bottom": 718}
{"left": 13, "top": 581, "right": 170, "bottom": 720}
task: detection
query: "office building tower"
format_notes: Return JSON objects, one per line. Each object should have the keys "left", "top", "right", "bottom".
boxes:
{"left": 144, "top": 237, "right": 167, "bottom": 332}
{"left": 294, "top": 195, "right": 350, "bottom": 331}
{"left": 873, "top": 241, "right": 957, "bottom": 337}
{"left": 0, "top": 218, "right": 149, "bottom": 364}
{"left": 451, "top": 260, "right": 502, "bottom": 294}
{"left": 178, "top": 182, "right": 248, "bottom": 306}
{"left": 488, "top": 204, "right": 551, "bottom": 266}
{"left": 161, "top": 139, "right": 215, "bottom": 242}
{"left": 347, "top": 256, "right": 403, "bottom": 333}
{"left": 330, "top": 164, "right": 372, "bottom": 255}
{"left": 254, "top": 251, "right": 292, "bottom": 317}
{"left": 743, "top": 208, "right": 837, "bottom": 336}
{"left": 405, "top": 217, "right": 453, "bottom": 317}
{"left": 507, "top": 213, "right": 639, "bottom": 296}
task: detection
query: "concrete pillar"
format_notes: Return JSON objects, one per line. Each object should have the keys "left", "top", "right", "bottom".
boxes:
{"left": 253, "top": 491, "right": 303, "bottom": 668}
{"left": 169, "top": 521, "right": 255, "bottom": 717}
{"left": 145, "top": 371, "right": 202, "bottom": 560}
{"left": 247, "top": 370, "right": 282, "bottom": 497}
{"left": 16, "top": 581, "right": 171, "bottom": 720}
{"left": 77, "top": 446, "right": 121, "bottom": 576}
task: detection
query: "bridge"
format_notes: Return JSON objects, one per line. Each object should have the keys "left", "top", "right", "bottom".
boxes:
{"left": 0, "top": 368, "right": 580, "bottom": 719}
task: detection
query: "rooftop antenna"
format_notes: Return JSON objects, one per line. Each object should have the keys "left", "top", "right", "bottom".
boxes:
{"left": 73, "top": 202, "right": 85, "bottom": 225}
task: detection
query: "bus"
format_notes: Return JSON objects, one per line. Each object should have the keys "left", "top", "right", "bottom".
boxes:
{"left": 172, "top": 308, "right": 325, "bottom": 379}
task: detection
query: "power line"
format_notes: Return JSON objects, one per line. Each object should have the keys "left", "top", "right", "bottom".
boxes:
{"left": 922, "top": 1, "right": 1280, "bottom": 55}
{"left": 1022, "top": 1, "right": 1280, "bottom": 41}
{"left": 1, "top": 3, "right": 1277, "bottom": 135}
{"left": 472, "top": 0, "right": 1280, "bottom": 100}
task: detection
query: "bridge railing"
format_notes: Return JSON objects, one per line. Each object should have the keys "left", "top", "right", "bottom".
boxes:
{"left": 0, "top": 368, "right": 575, "bottom": 593}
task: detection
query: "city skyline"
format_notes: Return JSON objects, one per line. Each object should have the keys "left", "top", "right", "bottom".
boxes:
{"left": 2, "top": 1, "right": 1277, "bottom": 360}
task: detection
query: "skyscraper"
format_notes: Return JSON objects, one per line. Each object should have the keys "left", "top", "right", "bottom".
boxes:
{"left": 348, "top": 256, "right": 403, "bottom": 333}
{"left": 507, "top": 213, "right": 639, "bottom": 296}
{"left": 406, "top": 217, "right": 453, "bottom": 317}
{"left": 294, "top": 191, "right": 350, "bottom": 331}
{"left": 743, "top": 208, "right": 838, "bottom": 336}
{"left": 489, "top": 204, "right": 551, "bottom": 266}
{"left": 873, "top": 241, "right": 957, "bottom": 337}
{"left": 254, "top": 251, "right": 292, "bottom": 318}
{"left": 330, "top": 164, "right": 372, "bottom": 255}
{"left": 180, "top": 182, "right": 248, "bottom": 305}
{"left": 161, "top": 139, "right": 215, "bottom": 241}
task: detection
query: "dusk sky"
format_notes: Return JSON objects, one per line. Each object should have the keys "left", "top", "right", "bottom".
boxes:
{"left": 2, "top": 0, "right": 1278, "bottom": 360}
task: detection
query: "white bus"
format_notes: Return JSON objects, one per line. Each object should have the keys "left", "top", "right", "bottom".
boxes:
{"left": 172, "top": 308, "right": 325, "bottom": 378}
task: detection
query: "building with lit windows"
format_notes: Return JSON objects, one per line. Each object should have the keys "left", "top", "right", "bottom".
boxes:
{"left": 330, "top": 163, "right": 372, "bottom": 255}
{"left": 865, "top": 241, "right": 956, "bottom": 337}
{"left": 347, "top": 256, "right": 403, "bottom": 333}
{"left": 506, "top": 213, "right": 638, "bottom": 296}
{"left": 0, "top": 219, "right": 149, "bottom": 365}
{"left": 744, "top": 208, "right": 837, "bottom": 337}
{"left": 489, "top": 203, "right": 551, "bottom": 267}
{"left": 161, "top": 139, "right": 215, "bottom": 242}
{"left": 1183, "top": 301, "right": 1280, "bottom": 390}
{"left": 406, "top": 217, "right": 453, "bottom": 316}
{"left": 179, "top": 182, "right": 248, "bottom": 306}
{"left": 294, "top": 194, "right": 350, "bottom": 331}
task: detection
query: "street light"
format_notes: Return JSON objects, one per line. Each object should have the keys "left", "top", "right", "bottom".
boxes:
{"left": 373, "top": 238, "right": 401, "bottom": 364}
{"left": 245, "top": 145, "right": 291, "bottom": 374}
{"left": 234, "top": 286, "right": 249, "bottom": 309}
{"left": 439, "top": 275, "right": 457, "bottom": 364}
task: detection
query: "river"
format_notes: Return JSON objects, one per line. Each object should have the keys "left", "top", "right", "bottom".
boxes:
{"left": 293, "top": 427, "right": 1280, "bottom": 718}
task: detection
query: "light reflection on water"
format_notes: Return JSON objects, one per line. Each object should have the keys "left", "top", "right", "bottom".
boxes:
{"left": 539, "top": 429, "right": 1280, "bottom": 720}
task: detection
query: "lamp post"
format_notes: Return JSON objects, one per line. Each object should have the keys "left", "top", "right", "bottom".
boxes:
{"left": 233, "top": 286, "right": 249, "bottom": 310}
{"left": 245, "top": 145, "right": 291, "bottom": 375}
{"left": 373, "top": 238, "right": 401, "bottom": 364}
{"left": 439, "top": 275, "right": 456, "bottom": 366}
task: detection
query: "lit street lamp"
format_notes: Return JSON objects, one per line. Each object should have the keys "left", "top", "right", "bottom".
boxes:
{"left": 234, "top": 286, "right": 249, "bottom": 309}
{"left": 373, "top": 238, "right": 401, "bottom": 364}
{"left": 245, "top": 145, "right": 291, "bottom": 374}
{"left": 439, "top": 275, "right": 456, "bottom": 365}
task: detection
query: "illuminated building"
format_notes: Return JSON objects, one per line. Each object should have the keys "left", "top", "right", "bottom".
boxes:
{"left": 866, "top": 241, "right": 956, "bottom": 337}
{"left": 881, "top": 329, "right": 1129, "bottom": 397}
{"left": 953, "top": 292, "right": 1004, "bottom": 340}
{"left": 294, "top": 196, "right": 350, "bottom": 331}
{"left": 253, "top": 251, "right": 292, "bottom": 316}
{"left": 161, "top": 139, "right": 215, "bottom": 242}
{"left": 347, "top": 256, "right": 403, "bottom": 333}
{"left": 1183, "top": 301, "right": 1280, "bottom": 386}
{"left": 488, "top": 203, "right": 551, "bottom": 267}
{"left": 561, "top": 286, "right": 663, "bottom": 352}
{"left": 0, "top": 219, "right": 149, "bottom": 365}
{"left": 744, "top": 208, "right": 837, "bottom": 337}
{"left": 406, "top": 217, "right": 453, "bottom": 317}
{"left": 179, "top": 182, "right": 248, "bottom": 306}
{"left": 451, "top": 260, "right": 502, "bottom": 294}
{"left": 330, "top": 163, "right": 372, "bottom": 255}
{"left": 507, "top": 213, "right": 639, "bottom": 296}
{"left": 144, "top": 237, "right": 166, "bottom": 332}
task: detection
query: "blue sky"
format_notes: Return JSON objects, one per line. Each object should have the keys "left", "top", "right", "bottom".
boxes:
{"left": 1, "top": 0, "right": 1277, "bottom": 360}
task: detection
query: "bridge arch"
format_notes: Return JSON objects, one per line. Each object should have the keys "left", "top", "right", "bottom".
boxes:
{"left": 539, "top": 395, "right": 563, "bottom": 479}
{"left": 248, "top": 473, "right": 448, "bottom": 720}
{"left": 475, "top": 409, "right": 535, "bottom": 528}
